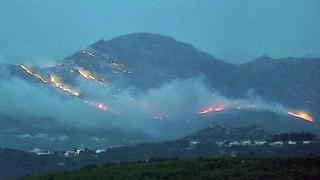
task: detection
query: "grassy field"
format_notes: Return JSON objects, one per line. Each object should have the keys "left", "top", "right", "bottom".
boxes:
{"left": 22, "top": 156, "right": 320, "bottom": 180}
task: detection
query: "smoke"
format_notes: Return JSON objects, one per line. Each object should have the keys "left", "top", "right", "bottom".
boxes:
{"left": 28, "top": 57, "right": 61, "bottom": 68}
{"left": 0, "top": 74, "right": 316, "bottom": 150}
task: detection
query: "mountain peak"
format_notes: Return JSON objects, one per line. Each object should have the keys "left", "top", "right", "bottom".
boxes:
{"left": 107, "top": 32, "right": 177, "bottom": 43}
{"left": 245, "top": 55, "right": 275, "bottom": 66}
{"left": 90, "top": 32, "right": 191, "bottom": 54}
{"left": 73, "top": 32, "right": 231, "bottom": 90}
{"left": 91, "top": 38, "right": 107, "bottom": 46}
{"left": 255, "top": 55, "right": 272, "bottom": 61}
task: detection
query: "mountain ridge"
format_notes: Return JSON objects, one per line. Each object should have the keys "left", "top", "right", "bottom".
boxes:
{"left": 2, "top": 32, "right": 320, "bottom": 151}
{"left": 6, "top": 33, "right": 320, "bottom": 119}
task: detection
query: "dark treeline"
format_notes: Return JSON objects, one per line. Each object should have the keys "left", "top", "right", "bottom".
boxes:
{"left": 271, "top": 132, "right": 316, "bottom": 142}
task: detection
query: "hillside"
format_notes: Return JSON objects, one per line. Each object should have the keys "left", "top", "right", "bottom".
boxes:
{"left": 10, "top": 33, "right": 320, "bottom": 112}
{"left": 1, "top": 33, "right": 319, "bottom": 151}
{"left": 2, "top": 124, "right": 320, "bottom": 179}
{"left": 65, "top": 34, "right": 319, "bottom": 123}
{"left": 24, "top": 156, "right": 320, "bottom": 180}
{"left": 71, "top": 33, "right": 320, "bottom": 113}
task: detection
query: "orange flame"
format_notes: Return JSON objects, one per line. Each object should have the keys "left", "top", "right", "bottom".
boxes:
{"left": 19, "top": 64, "right": 47, "bottom": 83}
{"left": 77, "top": 67, "right": 104, "bottom": 84}
{"left": 49, "top": 74, "right": 81, "bottom": 98}
{"left": 288, "top": 111, "right": 313, "bottom": 122}
{"left": 94, "top": 103, "right": 108, "bottom": 111}
{"left": 198, "top": 104, "right": 224, "bottom": 115}
{"left": 85, "top": 101, "right": 108, "bottom": 111}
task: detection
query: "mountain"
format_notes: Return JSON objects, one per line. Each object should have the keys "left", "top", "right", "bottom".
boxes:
{"left": 238, "top": 56, "right": 320, "bottom": 111}
{"left": 8, "top": 33, "right": 320, "bottom": 112}
{"left": 1, "top": 32, "right": 320, "bottom": 150}
{"left": 61, "top": 36, "right": 320, "bottom": 134}
{"left": 57, "top": 33, "right": 320, "bottom": 113}
{"left": 44, "top": 32, "right": 235, "bottom": 90}
{"left": 87, "top": 33, "right": 235, "bottom": 89}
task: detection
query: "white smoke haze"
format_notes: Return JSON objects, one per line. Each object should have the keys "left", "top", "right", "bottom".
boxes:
{"left": 31, "top": 58, "right": 61, "bottom": 68}
{"left": 0, "top": 75, "right": 317, "bottom": 149}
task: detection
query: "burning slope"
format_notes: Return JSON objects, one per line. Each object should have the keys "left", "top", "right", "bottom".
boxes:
{"left": 288, "top": 111, "right": 313, "bottom": 122}
{"left": 84, "top": 101, "right": 108, "bottom": 111}
{"left": 81, "top": 49, "right": 96, "bottom": 57}
{"left": 19, "top": 64, "right": 47, "bottom": 83}
{"left": 197, "top": 102, "right": 313, "bottom": 124}
{"left": 95, "top": 103, "right": 108, "bottom": 111}
{"left": 77, "top": 67, "right": 104, "bottom": 84}
{"left": 49, "top": 74, "right": 81, "bottom": 98}
{"left": 236, "top": 104, "right": 256, "bottom": 110}
{"left": 153, "top": 113, "right": 169, "bottom": 121}
{"left": 198, "top": 103, "right": 258, "bottom": 115}
{"left": 109, "top": 59, "right": 132, "bottom": 74}
{"left": 13, "top": 36, "right": 317, "bottom": 130}
{"left": 198, "top": 104, "right": 225, "bottom": 115}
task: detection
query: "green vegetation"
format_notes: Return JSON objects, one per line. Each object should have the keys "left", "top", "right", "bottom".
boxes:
{"left": 23, "top": 156, "right": 320, "bottom": 180}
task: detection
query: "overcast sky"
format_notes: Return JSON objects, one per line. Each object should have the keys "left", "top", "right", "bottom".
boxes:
{"left": 0, "top": 0, "right": 319, "bottom": 64}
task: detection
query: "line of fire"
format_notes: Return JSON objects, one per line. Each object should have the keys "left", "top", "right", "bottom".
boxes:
{"left": 49, "top": 74, "right": 81, "bottom": 98}
{"left": 197, "top": 103, "right": 314, "bottom": 123}
{"left": 19, "top": 64, "right": 47, "bottom": 83}
{"left": 76, "top": 67, "right": 105, "bottom": 84}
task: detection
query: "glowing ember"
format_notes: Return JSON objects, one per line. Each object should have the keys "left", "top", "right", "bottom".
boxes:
{"left": 77, "top": 67, "right": 104, "bottom": 84}
{"left": 110, "top": 59, "right": 121, "bottom": 69}
{"left": 153, "top": 114, "right": 169, "bottom": 120}
{"left": 19, "top": 64, "right": 47, "bottom": 83}
{"left": 81, "top": 50, "right": 96, "bottom": 57}
{"left": 288, "top": 111, "right": 313, "bottom": 122}
{"left": 85, "top": 101, "right": 108, "bottom": 111}
{"left": 153, "top": 115, "right": 163, "bottom": 120}
{"left": 236, "top": 104, "right": 256, "bottom": 110}
{"left": 198, "top": 104, "right": 224, "bottom": 115}
{"left": 94, "top": 103, "right": 108, "bottom": 111}
{"left": 109, "top": 59, "right": 132, "bottom": 75}
{"left": 246, "top": 104, "right": 256, "bottom": 109}
{"left": 49, "top": 74, "right": 81, "bottom": 98}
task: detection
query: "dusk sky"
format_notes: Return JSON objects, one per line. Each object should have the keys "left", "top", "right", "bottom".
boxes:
{"left": 0, "top": 0, "right": 319, "bottom": 65}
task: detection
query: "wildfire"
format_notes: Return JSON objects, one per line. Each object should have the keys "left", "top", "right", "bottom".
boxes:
{"left": 77, "top": 67, "right": 104, "bottom": 84}
{"left": 81, "top": 50, "right": 96, "bottom": 57}
{"left": 19, "top": 64, "right": 47, "bottom": 83}
{"left": 236, "top": 104, "right": 256, "bottom": 110}
{"left": 49, "top": 74, "right": 81, "bottom": 98}
{"left": 84, "top": 101, "right": 108, "bottom": 111}
{"left": 288, "top": 111, "right": 313, "bottom": 122}
{"left": 153, "top": 114, "right": 169, "bottom": 120}
{"left": 109, "top": 59, "right": 133, "bottom": 75}
{"left": 246, "top": 104, "right": 256, "bottom": 109}
{"left": 198, "top": 104, "right": 225, "bottom": 115}
{"left": 96, "top": 103, "right": 108, "bottom": 111}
